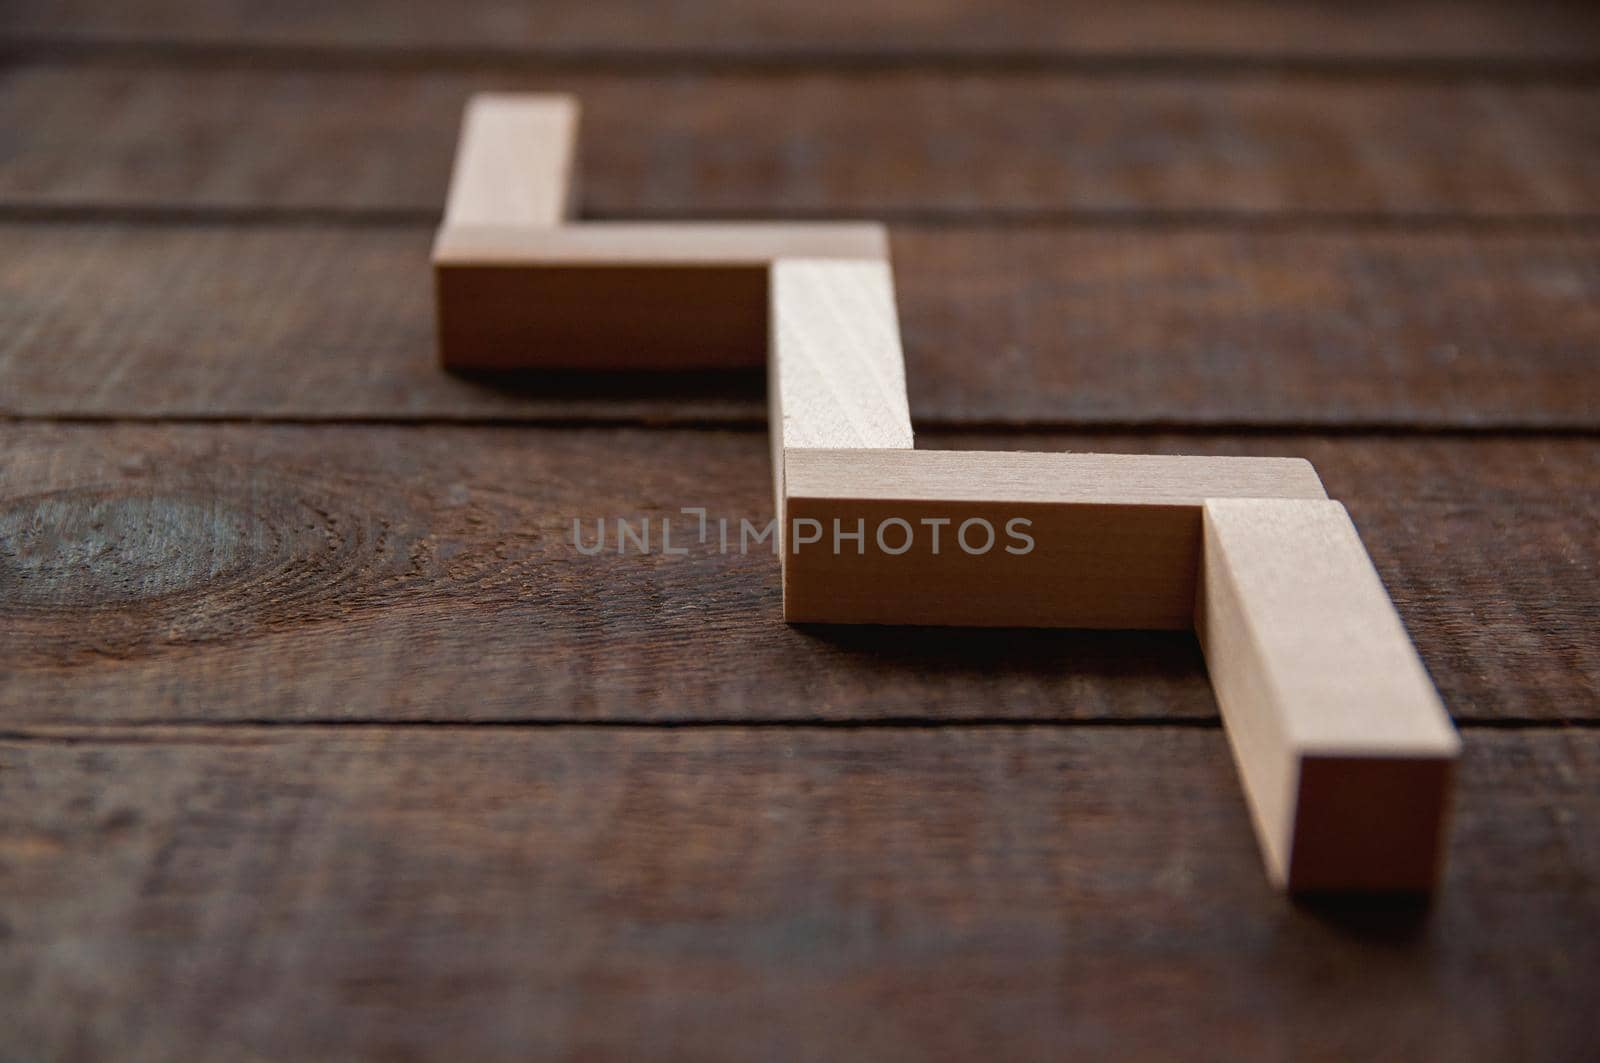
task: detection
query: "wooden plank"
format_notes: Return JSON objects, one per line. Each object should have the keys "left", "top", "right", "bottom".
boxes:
{"left": 5, "top": 0, "right": 1598, "bottom": 62}
{"left": 432, "top": 224, "right": 887, "bottom": 370}
{"left": 4, "top": 66, "right": 1600, "bottom": 216}
{"left": 3, "top": 220, "right": 1597, "bottom": 428}
{"left": 0, "top": 725, "right": 1594, "bottom": 1060}
{"left": 1, "top": 424, "right": 1594, "bottom": 724}
{"left": 441, "top": 94, "right": 577, "bottom": 226}
{"left": 780, "top": 449, "right": 1325, "bottom": 628}
{"left": 1198, "top": 499, "right": 1460, "bottom": 891}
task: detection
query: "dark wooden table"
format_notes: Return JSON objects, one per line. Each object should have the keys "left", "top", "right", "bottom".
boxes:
{"left": 2, "top": 3, "right": 1598, "bottom": 1059}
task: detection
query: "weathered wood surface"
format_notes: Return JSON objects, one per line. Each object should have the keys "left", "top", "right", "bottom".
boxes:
{"left": 2, "top": 424, "right": 1594, "bottom": 724}
{"left": 5, "top": 67, "right": 1600, "bottom": 217}
{"left": 4, "top": 221, "right": 1597, "bottom": 428}
{"left": 6, "top": 0, "right": 1600, "bottom": 64}
{"left": 0, "top": 726, "right": 1594, "bottom": 1062}
{"left": 2, "top": 0, "right": 1597, "bottom": 1053}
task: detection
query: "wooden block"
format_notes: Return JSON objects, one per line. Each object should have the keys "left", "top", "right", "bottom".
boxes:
{"left": 781, "top": 449, "right": 1326, "bottom": 628}
{"left": 434, "top": 224, "right": 887, "bottom": 369}
{"left": 767, "top": 259, "right": 915, "bottom": 522}
{"left": 1197, "top": 498, "right": 1461, "bottom": 892}
{"left": 442, "top": 93, "right": 578, "bottom": 226}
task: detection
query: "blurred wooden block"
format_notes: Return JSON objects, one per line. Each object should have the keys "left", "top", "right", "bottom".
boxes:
{"left": 434, "top": 224, "right": 887, "bottom": 369}
{"left": 780, "top": 448, "right": 1326, "bottom": 628}
{"left": 1197, "top": 499, "right": 1461, "bottom": 892}
{"left": 443, "top": 93, "right": 578, "bottom": 227}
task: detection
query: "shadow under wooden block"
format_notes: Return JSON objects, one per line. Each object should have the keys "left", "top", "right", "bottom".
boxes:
{"left": 434, "top": 224, "right": 888, "bottom": 370}
{"left": 1197, "top": 498, "right": 1461, "bottom": 892}
{"left": 781, "top": 449, "right": 1327, "bottom": 628}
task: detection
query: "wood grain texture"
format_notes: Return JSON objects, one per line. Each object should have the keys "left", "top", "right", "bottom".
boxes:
{"left": 769, "top": 260, "right": 913, "bottom": 520}
{"left": 0, "top": 725, "right": 1595, "bottom": 1062}
{"left": 4, "top": 66, "right": 1600, "bottom": 216}
{"left": 768, "top": 260, "right": 916, "bottom": 448}
{"left": 1, "top": 0, "right": 1593, "bottom": 1049}
{"left": 781, "top": 450, "right": 1326, "bottom": 628}
{"left": 6, "top": 0, "right": 1600, "bottom": 62}
{"left": 1, "top": 424, "right": 1594, "bottom": 725}
{"left": 4, "top": 221, "right": 1598, "bottom": 428}
{"left": 1199, "top": 500, "right": 1460, "bottom": 891}
{"left": 433, "top": 224, "right": 887, "bottom": 369}
{"left": 441, "top": 94, "right": 577, "bottom": 226}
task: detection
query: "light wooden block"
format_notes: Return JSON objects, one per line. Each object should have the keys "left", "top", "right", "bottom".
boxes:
{"left": 443, "top": 93, "right": 578, "bottom": 227}
{"left": 781, "top": 448, "right": 1327, "bottom": 628}
{"left": 768, "top": 259, "right": 915, "bottom": 524}
{"left": 434, "top": 224, "right": 887, "bottom": 370}
{"left": 1197, "top": 499, "right": 1461, "bottom": 892}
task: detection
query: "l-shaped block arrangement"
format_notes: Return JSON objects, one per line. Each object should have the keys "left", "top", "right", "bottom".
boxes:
{"left": 433, "top": 94, "right": 1462, "bottom": 893}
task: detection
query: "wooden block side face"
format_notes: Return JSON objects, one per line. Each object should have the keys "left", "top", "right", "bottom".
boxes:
{"left": 783, "top": 497, "right": 1200, "bottom": 628}
{"left": 770, "top": 260, "right": 915, "bottom": 453}
{"left": 1196, "top": 519, "right": 1300, "bottom": 882}
{"left": 444, "top": 94, "right": 578, "bottom": 227}
{"left": 436, "top": 264, "right": 767, "bottom": 370}
{"left": 1288, "top": 756, "right": 1456, "bottom": 893}
{"left": 780, "top": 449, "right": 1331, "bottom": 629}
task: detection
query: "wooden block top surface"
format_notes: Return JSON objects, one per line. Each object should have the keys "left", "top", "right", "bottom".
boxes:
{"left": 433, "top": 222, "right": 889, "bottom": 266}
{"left": 442, "top": 93, "right": 578, "bottom": 227}
{"left": 770, "top": 259, "right": 915, "bottom": 453}
{"left": 785, "top": 448, "right": 1328, "bottom": 504}
{"left": 1202, "top": 498, "right": 1461, "bottom": 759}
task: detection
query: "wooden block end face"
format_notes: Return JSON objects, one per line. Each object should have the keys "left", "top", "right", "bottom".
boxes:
{"left": 435, "top": 261, "right": 768, "bottom": 370}
{"left": 1286, "top": 755, "right": 1456, "bottom": 893}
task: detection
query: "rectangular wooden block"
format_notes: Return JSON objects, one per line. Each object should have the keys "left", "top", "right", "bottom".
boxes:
{"left": 1197, "top": 498, "right": 1461, "bottom": 892}
{"left": 781, "top": 449, "right": 1327, "bottom": 628}
{"left": 768, "top": 259, "right": 915, "bottom": 523}
{"left": 443, "top": 93, "right": 578, "bottom": 226}
{"left": 434, "top": 224, "right": 888, "bottom": 370}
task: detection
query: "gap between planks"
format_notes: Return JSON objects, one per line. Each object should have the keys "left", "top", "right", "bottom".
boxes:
{"left": 8, "top": 36, "right": 1600, "bottom": 81}
{"left": 12, "top": 202, "right": 1600, "bottom": 232}
{"left": 5, "top": 414, "right": 1599, "bottom": 439}
{"left": 0, "top": 718, "right": 1590, "bottom": 743}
